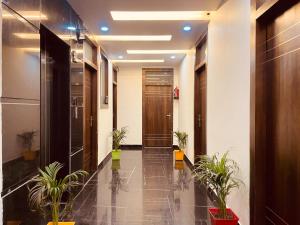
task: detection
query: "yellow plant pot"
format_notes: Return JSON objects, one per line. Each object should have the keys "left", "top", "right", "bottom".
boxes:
{"left": 47, "top": 222, "right": 75, "bottom": 225}
{"left": 23, "top": 150, "right": 37, "bottom": 160}
{"left": 175, "top": 161, "right": 184, "bottom": 170}
{"left": 174, "top": 150, "right": 184, "bottom": 161}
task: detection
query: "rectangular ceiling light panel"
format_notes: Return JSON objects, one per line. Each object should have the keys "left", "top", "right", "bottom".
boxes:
{"left": 96, "top": 35, "right": 172, "bottom": 41}
{"left": 127, "top": 50, "right": 189, "bottom": 54}
{"left": 112, "top": 59, "right": 165, "bottom": 63}
{"left": 3, "top": 11, "right": 47, "bottom": 20}
{"left": 111, "top": 11, "right": 211, "bottom": 21}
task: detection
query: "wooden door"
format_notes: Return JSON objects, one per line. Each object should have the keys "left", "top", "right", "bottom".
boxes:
{"left": 113, "top": 84, "right": 117, "bottom": 130}
{"left": 194, "top": 66, "right": 207, "bottom": 160}
{"left": 252, "top": 2, "right": 300, "bottom": 224}
{"left": 143, "top": 69, "right": 173, "bottom": 148}
{"left": 83, "top": 64, "right": 98, "bottom": 173}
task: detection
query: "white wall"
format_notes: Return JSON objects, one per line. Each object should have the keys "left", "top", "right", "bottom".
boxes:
{"left": 117, "top": 65, "right": 142, "bottom": 145}
{"left": 178, "top": 51, "right": 195, "bottom": 163}
{"left": 207, "top": 0, "right": 251, "bottom": 224}
{"left": 97, "top": 56, "right": 113, "bottom": 163}
{"left": 117, "top": 65, "right": 179, "bottom": 145}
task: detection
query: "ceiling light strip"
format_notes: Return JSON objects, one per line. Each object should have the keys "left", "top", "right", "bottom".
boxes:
{"left": 112, "top": 59, "right": 165, "bottom": 63}
{"left": 96, "top": 35, "right": 172, "bottom": 41}
{"left": 111, "top": 11, "right": 211, "bottom": 21}
{"left": 127, "top": 50, "right": 189, "bottom": 54}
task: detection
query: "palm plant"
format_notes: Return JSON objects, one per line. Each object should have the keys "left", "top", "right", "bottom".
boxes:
{"left": 28, "top": 162, "right": 88, "bottom": 225}
{"left": 112, "top": 127, "right": 127, "bottom": 150}
{"left": 193, "top": 152, "right": 241, "bottom": 219}
{"left": 174, "top": 131, "right": 188, "bottom": 151}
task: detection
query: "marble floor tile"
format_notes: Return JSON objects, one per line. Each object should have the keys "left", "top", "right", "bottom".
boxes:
{"left": 71, "top": 150, "right": 214, "bottom": 225}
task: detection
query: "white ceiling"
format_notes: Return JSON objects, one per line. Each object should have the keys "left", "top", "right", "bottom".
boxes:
{"left": 67, "top": 0, "right": 225, "bottom": 66}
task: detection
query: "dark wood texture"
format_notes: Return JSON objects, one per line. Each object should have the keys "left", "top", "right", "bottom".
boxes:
{"left": 194, "top": 36, "right": 207, "bottom": 162}
{"left": 142, "top": 68, "right": 173, "bottom": 148}
{"left": 113, "top": 67, "right": 118, "bottom": 130}
{"left": 83, "top": 63, "right": 98, "bottom": 173}
{"left": 251, "top": 1, "right": 300, "bottom": 224}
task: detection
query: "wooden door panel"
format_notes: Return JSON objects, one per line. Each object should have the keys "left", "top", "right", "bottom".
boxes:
{"left": 84, "top": 67, "right": 92, "bottom": 172}
{"left": 194, "top": 65, "right": 207, "bottom": 160}
{"left": 254, "top": 2, "right": 300, "bottom": 224}
{"left": 143, "top": 69, "right": 173, "bottom": 148}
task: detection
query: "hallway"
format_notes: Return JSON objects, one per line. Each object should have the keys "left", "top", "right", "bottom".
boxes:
{"left": 70, "top": 150, "right": 213, "bottom": 225}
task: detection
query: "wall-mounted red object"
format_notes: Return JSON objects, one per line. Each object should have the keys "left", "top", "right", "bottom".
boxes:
{"left": 174, "top": 86, "right": 179, "bottom": 99}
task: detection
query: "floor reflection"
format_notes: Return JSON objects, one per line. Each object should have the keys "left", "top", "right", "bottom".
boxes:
{"left": 70, "top": 150, "right": 213, "bottom": 225}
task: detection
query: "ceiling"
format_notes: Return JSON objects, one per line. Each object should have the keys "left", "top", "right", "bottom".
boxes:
{"left": 67, "top": 0, "right": 225, "bottom": 66}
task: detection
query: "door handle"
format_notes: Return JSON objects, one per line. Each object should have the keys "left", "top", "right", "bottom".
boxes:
{"left": 166, "top": 114, "right": 171, "bottom": 117}
{"left": 90, "top": 116, "right": 93, "bottom": 127}
{"left": 198, "top": 114, "right": 201, "bottom": 128}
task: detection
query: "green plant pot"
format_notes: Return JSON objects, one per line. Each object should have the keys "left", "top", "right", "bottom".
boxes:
{"left": 111, "top": 159, "right": 121, "bottom": 170}
{"left": 112, "top": 150, "right": 121, "bottom": 160}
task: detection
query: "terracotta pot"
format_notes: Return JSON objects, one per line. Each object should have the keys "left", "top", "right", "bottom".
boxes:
{"left": 208, "top": 208, "right": 239, "bottom": 225}
{"left": 174, "top": 150, "right": 184, "bottom": 161}
{"left": 23, "top": 150, "right": 37, "bottom": 160}
{"left": 112, "top": 150, "right": 121, "bottom": 160}
{"left": 47, "top": 222, "right": 75, "bottom": 225}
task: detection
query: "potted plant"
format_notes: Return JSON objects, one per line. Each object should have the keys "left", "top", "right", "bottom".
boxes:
{"left": 193, "top": 152, "right": 241, "bottom": 225}
{"left": 174, "top": 131, "right": 188, "bottom": 161}
{"left": 111, "top": 127, "right": 127, "bottom": 160}
{"left": 28, "top": 162, "right": 88, "bottom": 225}
{"left": 18, "top": 130, "right": 37, "bottom": 160}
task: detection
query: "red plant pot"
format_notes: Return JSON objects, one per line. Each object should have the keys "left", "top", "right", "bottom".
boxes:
{"left": 208, "top": 208, "right": 239, "bottom": 225}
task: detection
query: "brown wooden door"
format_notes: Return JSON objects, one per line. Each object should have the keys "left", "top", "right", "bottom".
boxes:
{"left": 143, "top": 69, "right": 173, "bottom": 148}
{"left": 253, "top": 2, "right": 300, "bottom": 224}
{"left": 194, "top": 65, "right": 207, "bottom": 161}
{"left": 84, "top": 64, "right": 98, "bottom": 173}
{"left": 113, "top": 83, "right": 117, "bottom": 130}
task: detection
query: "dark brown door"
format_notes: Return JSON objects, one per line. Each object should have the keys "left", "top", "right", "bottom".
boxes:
{"left": 194, "top": 65, "right": 207, "bottom": 160}
{"left": 253, "top": 2, "right": 300, "bottom": 224}
{"left": 113, "top": 83, "right": 117, "bottom": 130}
{"left": 84, "top": 64, "right": 98, "bottom": 173}
{"left": 143, "top": 68, "right": 173, "bottom": 148}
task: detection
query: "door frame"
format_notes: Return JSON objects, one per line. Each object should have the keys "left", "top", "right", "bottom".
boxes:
{"left": 142, "top": 68, "right": 174, "bottom": 148}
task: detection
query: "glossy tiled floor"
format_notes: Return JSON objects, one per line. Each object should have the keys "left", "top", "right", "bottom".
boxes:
{"left": 70, "top": 150, "right": 214, "bottom": 225}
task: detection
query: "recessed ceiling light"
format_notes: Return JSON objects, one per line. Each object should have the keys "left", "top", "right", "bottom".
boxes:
{"left": 118, "top": 55, "right": 124, "bottom": 59}
{"left": 112, "top": 59, "right": 165, "bottom": 63}
{"left": 96, "top": 35, "right": 172, "bottom": 41}
{"left": 127, "top": 50, "right": 189, "bottom": 54}
{"left": 183, "top": 25, "right": 192, "bottom": 32}
{"left": 100, "top": 26, "right": 110, "bottom": 32}
{"left": 170, "top": 56, "right": 176, "bottom": 59}
{"left": 67, "top": 26, "right": 76, "bottom": 31}
{"left": 111, "top": 11, "right": 212, "bottom": 21}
